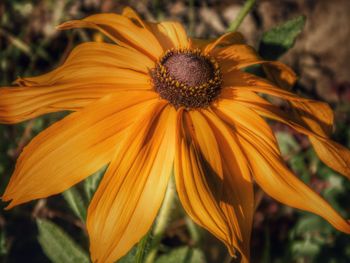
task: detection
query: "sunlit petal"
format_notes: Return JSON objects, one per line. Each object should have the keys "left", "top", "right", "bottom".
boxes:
{"left": 87, "top": 105, "right": 176, "bottom": 262}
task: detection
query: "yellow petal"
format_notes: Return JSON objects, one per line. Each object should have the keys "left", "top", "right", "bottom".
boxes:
{"left": 2, "top": 91, "right": 159, "bottom": 208}
{"left": 148, "top": 21, "right": 189, "bottom": 50}
{"left": 57, "top": 13, "right": 164, "bottom": 60}
{"left": 175, "top": 110, "right": 253, "bottom": 262}
{"left": 215, "top": 100, "right": 350, "bottom": 234}
{"left": 87, "top": 105, "right": 176, "bottom": 263}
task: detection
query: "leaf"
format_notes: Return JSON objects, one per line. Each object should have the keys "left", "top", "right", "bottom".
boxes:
{"left": 62, "top": 186, "right": 87, "bottom": 222}
{"left": 155, "top": 246, "right": 206, "bottom": 263}
{"left": 259, "top": 15, "right": 306, "bottom": 60}
{"left": 117, "top": 246, "right": 137, "bottom": 263}
{"left": 37, "top": 219, "right": 90, "bottom": 263}
{"left": 84, "top": 166, "right": 106, "bottom": 202}
{"left": 275, "top": 131, "right": 300, "bottom": 156}
{"left": 0, "top": 230, "right": 7, "bottom": 256}
{"left": 117, "top": 232, "right": 152, "bottom": 263}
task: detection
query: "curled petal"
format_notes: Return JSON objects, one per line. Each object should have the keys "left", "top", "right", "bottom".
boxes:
{"left": 2, "top": 91, "right": 159, "bottom": 208}
{"left": 213, "top": 44, "right": 261, "bottom": 72}
{"left": 223, "top": 88, "right": 350, "bottom": 178}
{"left": 57, "top": 13, "right": 164, "bottom": 60}
{"left": 203, "top": 32, "right": 245, "bottom": 54}
{"left": 87, "top": 105, "right": 176, "bottom": 263}
{"left": 148, "top": 21, "right": 189, "bottom": 50}
{"left": 215, "top": 100, "right": 350, "bottom": 234}
{"left": 122, "top": 7, "right": 189, "bottom": 52}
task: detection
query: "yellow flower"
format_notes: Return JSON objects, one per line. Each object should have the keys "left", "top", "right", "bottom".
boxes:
{"left": 1, "top": 7, "right": 350, "bottom": 263}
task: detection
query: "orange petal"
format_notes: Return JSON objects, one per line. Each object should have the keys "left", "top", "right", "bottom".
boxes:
{"left": 0, "top": 42, "right": 153, "bottom": 124}
{"left": 230, "top": 62, "right": 346, "bottom": 176}
{"left": 201, "top": 109, "right": 254, "bottom": 262}
{"left": 87, "top": 104, "right": 176, "bottom": 263}
{"left": 2, "top": 91, "right": 159, "bottom": 208}
{"left": 148, "top": 21, "right": 189, "bottom": 51}
{"left": 219, "top": 52, "right": 297, "bottom": 90}
{"left": 215, "top": 100, "right": 350, "bottom": 234}
{"left": 18, "top": 42, "right": 153, "bottom": 86}
{"left": 121, "top": 7, "right": 148, "bottom": 28}
{"left": 57, "top": 13, "right": 164, "bottom": 60}
{"left": 122, "top": 7, "right": 189, "bottom": 52}
{"left": 212, "top": 44, "right": 261, "bottom": 73}
{"left": 175, "top": 110, "right": 252, "bottom": 262}
{"left": 203, "top": 32, "right": 245, "bottom": 54}
{"left": 225, "top": 89, "right": 350, "bottom": 179}
{"left": 222, "top": 71, "right": 305, "bottom": 100}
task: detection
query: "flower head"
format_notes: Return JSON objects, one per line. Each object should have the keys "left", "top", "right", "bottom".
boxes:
{"left": 1, "top": 7, "right": 350, "bottom": 263}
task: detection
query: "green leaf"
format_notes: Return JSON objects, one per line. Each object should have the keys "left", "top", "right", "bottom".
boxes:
{"left": 62, "top": 186, "right": 87, "bottom": 222}
{"left": 37, "top": 219, "right": 90, "bottom": 263}
{"left": 84, "top": 166, "right": 106, "bottom": 202}
{"left": 275, "top": 131, "right": 300, "bottom": 156}
{"left": 155, "top": 246, "right": 206, "bottom": 263}
{"left": 117, "top": 246, "right": 137, "bottom": 263}
{"left": 259, "top": 15, "right": 306, "bottom": 60}
{"left": 117, "top": 232, "right": 152, "bottom": 263}
{"left": 0, "top": 230, "right": 7, "bottom": 256}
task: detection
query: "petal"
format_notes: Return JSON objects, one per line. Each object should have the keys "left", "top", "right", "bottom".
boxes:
{"left": 229, "top": 62, "right": 347, "bottom": 176}
{"left": 215, "top": 100, "right": 350, "bottom": 234}
{"left": 201, "top": 109, "right": 254, "bottom": 262}
{"left": 57, "top": 13, "right": 164, "bottom": 60}
{"left": 225, "top": 89, "right": 350, "bottom": 179}
{"left": 212, "top": 44, "right": 261, "bottom": 73}
{"left": 222, "top": 71, "right": 305, "bottom": 101}
{"left": 87, "top": 105, "right": 176, "bottom": 262}
{"left": 148, "top": 21, "right": 189, "bottom": 51}
{"left": 2, "top": 91, "right": 160, "bottom": 208}
{"left": 0, "top": 42, "right": 153, "bottom": 123}
{"left": 175, "top": 110, "right": 253, "bottom": 262}
{"left": 203, "top": 32, "right": 246, "bottom": 54}
{"left": 18, "top": 42, "right": 153, "bottom": 86}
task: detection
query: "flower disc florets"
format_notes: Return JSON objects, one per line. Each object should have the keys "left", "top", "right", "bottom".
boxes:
{"left": 152, "top": 48, "right": 222, "bottom": 109}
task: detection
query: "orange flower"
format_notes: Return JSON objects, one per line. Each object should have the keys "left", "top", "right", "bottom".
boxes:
{"left": 1, "top": 7, "right": 350, "bottom": 263}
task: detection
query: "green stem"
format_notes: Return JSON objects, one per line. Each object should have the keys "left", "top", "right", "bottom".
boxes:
{"left": 135, "top": 233, "right": 150, "bottom": 263}
{"left": 145, "top": 177, "right": 176, "bottom": 263}
{"left": 227, "top": 0, "right": 256, "bottom": 32}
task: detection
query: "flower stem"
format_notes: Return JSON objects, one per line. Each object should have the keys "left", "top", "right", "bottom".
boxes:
{"left": 145, "top": 176, "right": 176, "bottom": 263}
{"left": 227, "top": 0, "right": 256, "bottom": 32}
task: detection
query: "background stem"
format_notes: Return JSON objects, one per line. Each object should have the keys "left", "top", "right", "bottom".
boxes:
{"left": 227, "top": 0, "right": 256, "bottom": 32}
{"left": 145, "top": 177, "right": 176, "bottom": 263}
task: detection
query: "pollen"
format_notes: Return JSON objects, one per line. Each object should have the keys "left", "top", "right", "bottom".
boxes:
{"left": 151, "top": 48, "right": 222, "bottom": 108}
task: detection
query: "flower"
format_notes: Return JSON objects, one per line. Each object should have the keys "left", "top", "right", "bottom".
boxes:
{"left": 1, "top": 7, "right": 350, "bottom": 263}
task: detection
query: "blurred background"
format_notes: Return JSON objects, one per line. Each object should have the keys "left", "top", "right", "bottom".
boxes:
{"left": 1, "top": 0, "right": 350, "bottom": 262}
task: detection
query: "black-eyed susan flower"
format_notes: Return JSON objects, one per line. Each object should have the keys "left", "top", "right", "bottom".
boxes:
{"left": 1, "top": 7, "right": 350, "bottom": 263}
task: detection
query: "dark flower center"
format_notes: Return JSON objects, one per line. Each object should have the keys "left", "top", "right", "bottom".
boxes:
{"left": 151, "top": 49, "right": 222, "bottom": 109}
